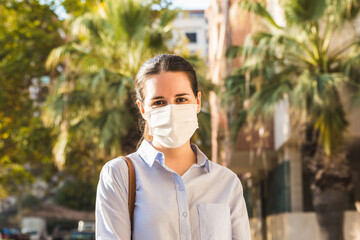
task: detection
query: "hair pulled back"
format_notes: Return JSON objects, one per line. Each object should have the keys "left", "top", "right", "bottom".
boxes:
{"left": 135, "top": 54, "right": 199, "bottom": 141}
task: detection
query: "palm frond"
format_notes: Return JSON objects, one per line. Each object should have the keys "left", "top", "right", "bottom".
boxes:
{"left": 70, "top": 13, "right": 103, "bottom": 41}
{"left": 94, "top": 107, "right": 133, "bottom": 149}
{"left": 46, "top": 44, "right": 86, "bottom": 69}
{"left": 238, "top": 0, "right": 282, "bottom": 29}
{"left": 228, "top": 0, "right": 360, "bottom": 158}
{"left": 45, "top": 0, "right": 178, "bottom": 166}
{"left": 159, "top": 8, "right": 178, "bottom": 27}
{"left": 334, "top": 0, "right": 360, "bottom": 21}
{"left": 109, "top": 0, "right": 151, "bottom": 41}
{"left": 283, "top": 0, "right": 327, "bottom": 24}
{"left": 250, "top": 78, "right": 293, "bottom": 116}
{"left": 224, "top": 68, "right": 247, "bottom": 102}
{"left": 226, "top": 45, "right": 243, "bottom": 58}
{"left": 315, "top": 73, "right": 343, "bottom": 96}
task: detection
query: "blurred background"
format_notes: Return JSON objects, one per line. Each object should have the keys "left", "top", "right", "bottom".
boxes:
{"left": 0, "top": 0, "right": 360, "bottom": 239}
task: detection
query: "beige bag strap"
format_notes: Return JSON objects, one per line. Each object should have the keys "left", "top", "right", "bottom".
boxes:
{"left": 123, "top": 156, "right": 136, "bottom": 232}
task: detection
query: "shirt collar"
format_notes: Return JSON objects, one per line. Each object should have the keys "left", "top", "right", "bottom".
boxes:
{"left": 137, "top": 140, "right": 164, "bottom": 167}
{"left": 137, "top": 140, "right": 211, "bottom": 173}
{"left": 190, "top": 144, "right": 210, "bottom": 173}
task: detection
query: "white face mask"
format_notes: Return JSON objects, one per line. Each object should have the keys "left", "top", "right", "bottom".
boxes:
{"left": 146, "top": 104, "right": 199, "bottom": 148}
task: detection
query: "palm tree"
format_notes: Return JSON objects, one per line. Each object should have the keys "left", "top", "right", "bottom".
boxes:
{"left": 44, "top": 0, "right": 177, "bottom": 169}
{"left": 226, "top": 0, "right": 360, "bottom": 239}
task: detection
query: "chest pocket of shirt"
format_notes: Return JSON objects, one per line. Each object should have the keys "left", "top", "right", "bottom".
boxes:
{"left": 197, "top": 203, "right": 232, "bottom": 240}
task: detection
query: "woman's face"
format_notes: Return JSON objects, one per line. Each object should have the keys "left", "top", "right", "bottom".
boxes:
{"left": 137, "top": 71, "right": 201, "bottom": 116}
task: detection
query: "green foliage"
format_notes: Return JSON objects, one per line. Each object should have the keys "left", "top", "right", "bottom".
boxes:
{"left": 60, "top": 0, "right": 98, "bottom": 18}
{"left": 226, "top": 45, "right": 243, "bottom": 58}
{"left": 239, "top": 0, "right": 282, "bottom": 28}
{"left": 230, "top": 109, "right": 247, "bottom": 144}
{"left": 55, "top": 179, "right": 96, "bottom": 211}
{"left": 0, "top": 117, "right": 56, "bottom": 198}
{"left": 0, "top": 0, "right": 62, "bottom": 85}
{"left": 283, "top": 0, "right": 327, "bottom": 23}
{"left": 0, "top": 0, "right": 62, "bottom": 198}
{"left": 192, "top": 111, "right": 212, "bottom": 157}
{"left": 22, "top": 194, "right": 41, "bottom": 208}
{"left": 44, "top": 0, "right": 178, "bottom": 168}
{"left": 227, "top": 0, "right": 360, "bottom": 156}
{"left": 224, "top": 68, "right": 250, "bottom": 144}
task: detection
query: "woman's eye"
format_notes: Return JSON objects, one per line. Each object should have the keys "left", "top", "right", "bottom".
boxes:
{"left": 152, "top": 100, "right": 166, "bottom": 106}
{"left": 176, "top": 98, "right": 187, "bottom": 103}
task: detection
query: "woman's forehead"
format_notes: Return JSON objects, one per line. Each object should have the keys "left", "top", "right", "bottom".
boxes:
{"left": 144, "top": 71, "right": 193, "bottom": 98}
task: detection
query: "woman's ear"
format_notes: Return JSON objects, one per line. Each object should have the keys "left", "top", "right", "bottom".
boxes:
{"left": 196, "top": 91, "right": 202, "bottom": 113}
{"left": 136, "top": 99, "right": 147, "bottom": 119}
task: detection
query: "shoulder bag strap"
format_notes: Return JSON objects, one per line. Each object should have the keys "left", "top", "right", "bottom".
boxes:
{"left": 123, "top": 156, "right": 136, "bottom": 231}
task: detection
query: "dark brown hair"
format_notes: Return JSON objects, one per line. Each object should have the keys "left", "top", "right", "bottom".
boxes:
{"left": 135, "top": 54, "right": 199, "bottom": 141}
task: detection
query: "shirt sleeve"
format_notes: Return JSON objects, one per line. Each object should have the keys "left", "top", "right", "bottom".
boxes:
{"left": 230, "top": 176, "right": 251, "bottom": 240}
{"left": 95, "top": 159, "right": 131, "bottom": 240}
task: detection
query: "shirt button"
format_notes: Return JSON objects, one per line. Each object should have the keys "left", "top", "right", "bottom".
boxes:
{"left": 182, "top": 212, "right": 188, "bottom": 217}
{"left": 179, "top": 186, "right": 184, "bottom": 191}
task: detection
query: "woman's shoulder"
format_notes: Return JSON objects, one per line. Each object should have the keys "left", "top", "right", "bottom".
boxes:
{"left": 103, "top": 156, "right": 127, "bottom": 170}
{"left": 99, "top": 154, "right": 138, "bottom": 188}
{"left": 101, "top": 153, "right": 139, "bottom": 176}
{"left": 194, "top": 145, "right": 238, "bottom": 180}
{"left": 100, "top": 155, "right": 132, "bottom": 181}
{"left": 206, "top": 161, "right": 244, "bottom": 195}
{"left": 207, "top": 161, "right": 241, "bottom": 184}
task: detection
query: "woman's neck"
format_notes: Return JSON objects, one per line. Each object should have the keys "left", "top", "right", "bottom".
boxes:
{"left": 152, "top": 141, "right": 197, "bottom": 176}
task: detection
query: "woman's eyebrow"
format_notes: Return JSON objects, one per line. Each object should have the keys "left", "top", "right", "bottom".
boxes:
{"left": 150, "top": 96, "right": 165, "bottom": 100}
{"left": 175, "top": 93, "right": 190, "bottom": 97}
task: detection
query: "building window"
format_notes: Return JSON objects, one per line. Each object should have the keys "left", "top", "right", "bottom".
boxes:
{"left": 185, "top": 32, "right": 197, "bottom": 43}
{"left": 188, "top": 11, "right": 204, "bottom": 18}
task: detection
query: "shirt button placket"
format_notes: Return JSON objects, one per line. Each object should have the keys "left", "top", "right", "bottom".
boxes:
{"left": 174, "top": 174, "right": 191, "bottom": 240}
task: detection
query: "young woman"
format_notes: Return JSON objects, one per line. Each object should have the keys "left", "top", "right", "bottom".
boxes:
{"left": 96, "top": 54, "right": 251, "bottom": 240}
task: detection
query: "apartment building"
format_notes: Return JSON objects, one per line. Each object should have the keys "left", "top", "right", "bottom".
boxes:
{"left": 170, "top": 10, "right": 208, "bottom": 59}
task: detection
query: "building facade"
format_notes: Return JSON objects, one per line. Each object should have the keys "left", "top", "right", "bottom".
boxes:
{"left": 206, "top": 0, "right": 360, "bottom": 239}
{"left": 170, "top": 10, "right": 208, "bottom": 59}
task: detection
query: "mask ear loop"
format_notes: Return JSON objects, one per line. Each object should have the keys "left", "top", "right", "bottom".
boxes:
{"left": 143, "top": 108, "right": 152, "bottom": 136}
{"left": 147, "top": 114, "right": 153, "bottom": 136}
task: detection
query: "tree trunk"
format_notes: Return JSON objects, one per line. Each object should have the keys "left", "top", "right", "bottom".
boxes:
{"left": 312, "top": 189, "right": 345, "bottom": 240}
{"left": 207, "top": 0, "right": 230, "bottom": 163}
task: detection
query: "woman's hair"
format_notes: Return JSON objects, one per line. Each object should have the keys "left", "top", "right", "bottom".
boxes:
{"left": 135, "top": 54, "right": 199, "bottom": 141}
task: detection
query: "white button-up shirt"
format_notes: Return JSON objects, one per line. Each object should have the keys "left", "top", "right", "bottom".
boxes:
{"left": 96, "top": 140, "right": 251, "bottom": 240}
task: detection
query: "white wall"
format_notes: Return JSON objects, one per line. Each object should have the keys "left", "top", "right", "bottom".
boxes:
{"left": 171, "top": 11, "right": 208, "bottom": 58}
{"left": 274, "top": 96, "right": 290, "bottom": 150}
